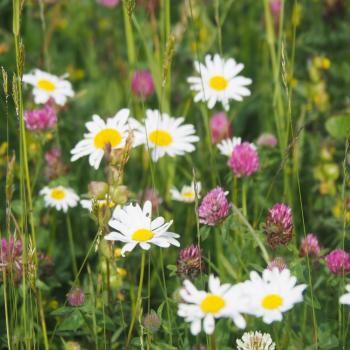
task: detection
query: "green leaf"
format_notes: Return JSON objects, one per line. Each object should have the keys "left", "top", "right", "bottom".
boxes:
{"left": 325, "top": 115, "right": 350, "bottom": 140}
{"left": 57, "top": 309, "right": 84, "bottom": 331}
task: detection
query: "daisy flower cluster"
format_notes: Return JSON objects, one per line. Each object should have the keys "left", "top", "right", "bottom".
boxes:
{"left": 178, "top": 268, "right": 306, "bottom": 335}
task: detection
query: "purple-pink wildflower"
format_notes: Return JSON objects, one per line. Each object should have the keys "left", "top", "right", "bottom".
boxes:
{"left": 268, "top": 256, "right": 287, "bottom": 272}
{"left": 67, "top": 287, "right": 85, "bottom": 306}
{"left": 97, "top": 0, "right": 120, "bottom": 7}
{"left": 0, "top": 236, "right": 23, "bottom": 283}
{"left": 300, "top": 233, "right": 321, "bottom": 257}
{"left": 257, "top": 133, "right": 278, "bottom": 148}
{"left": 198, "top": 187, "right": 231, "bottom": 226}
{"left": 264, "top": 203, "right": 293, "bottom": 248}
{"left": 177, "top": 245, "right": 204, "bottom": 279}
{"left": 325, "top": 249, "right": 350, "bottom": 275}
{"left": 24, "top": 103, "right": 57, "bottom": 131}
{"left": 228, "top": 142, "right": 259, "bottom": 177}
{"left": 209, "top": 112, "right": 232, "bottom": 144}
{"left": 131, "top": 70, "right": 155, "bottom": 99}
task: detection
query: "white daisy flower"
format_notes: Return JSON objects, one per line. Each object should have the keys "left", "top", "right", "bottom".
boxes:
{"left": 70, "top": 109, "right": 137, "bottom": 169}
{"left": 340, "top": 284, "right": 350, "bottom": 305}
{"left": 40, "top": 186, "right": 79, "bottom": 212}
{"left": 178, "top": 275, "right": 248, "bottom": 335}
{"left": 236, "top": 331, "right": 276, "bottom": 350}
{"left": 104, "top": 200, "right": 180, "bottom": 256}
{"left": 242, "top": 268, "right": 307, "bottom": 324}
{"left": 217, "top": 137, "right": 242, "bottom": 157}
{"left": 170, "top": 182, "right": 201, "bottom": 203}
{"left": 187, "top": 54, "right": 252, "bottom": 111}
{"left": 134, "top": 109, "right": 199, "bottom": 162}
{"left": 22, "top": 69, "right": 74, "bottom": 106}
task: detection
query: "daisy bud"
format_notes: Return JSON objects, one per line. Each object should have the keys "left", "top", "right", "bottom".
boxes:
{"left": 142, "top": 310, "right": 161, "bottom": 333}
{"left": 264, "top": 203, "right": 293, "bottom": 248}
{"left": 198, "top": 187, "right": 231, "bottom": 226}
{"left": 236, "top": 331, "right": 276, "bottom": 350}
{"left": 209, "top": 112, "right": 232, "bottom": 144}
{"left": 88, "top": 181, "right": 109, "bottom": 199}
{"left": 256, "top": 133, "right": 278, "bottom": 148}
{"left": 228, "top": 142, "right": 259, "bottom": 178}
{"left": 176, "top": 245, "right": 204, "bottom": 279}
{"left": 300, "top": 233, "right": 320, "bottom": 257}
{"left": 67, "top": 287, "right": 85, "bottom": 307}
{"left": 267, "top": 257, "right": 287, "bottom": 272}
{"left": 325, "top": 249, "right": 350, "bottom": 275}
{"left": 131, "top": 69, "right": 155, "bottom": 99}
{"left": 24, "top": 103, "right": 57, "bottom": 131}
{"left": 97, "top": 0, "right": 120, "bottom": 7}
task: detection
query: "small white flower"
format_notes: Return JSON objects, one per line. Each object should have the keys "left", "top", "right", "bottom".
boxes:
{"left": 104, "top": 201, "right": 180, "bottom": 256}
{"left": 71, "top": 109, "right": 137, "bottom": 169}
{"left": 242, "top": 268, "right": 306, "bottom": 324}
{"left": 133, "top": 109, "right": 199, "bottom": 162}
{"left": 187, "top": 54, "right": 252, "bottom": 111}
{"left": 170, "top": 182, "right": 201, "bottom": 203}
{"left": 40, "top": 186, "right": 79, "bottom": 212}
{"left": 340, "top": 284, "right": 350, "bottom": 305}
{"left": 217, "top": 137, "right": 242, "bottom": 157}
{"left": 236, "top": 331, "right": 276, "bottom": 350}
{"left": 23, "top": 69, "right": 74, "bottom": 106}
{"left": 178, "top": 275, "right": 248, "bottom": 335}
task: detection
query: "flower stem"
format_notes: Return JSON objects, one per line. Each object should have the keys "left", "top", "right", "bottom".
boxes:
{"left": 3, "top": 271, "right": 11, "bottom": 350}
{"left": 210, "top": 332, "right": 217, "bottom": 350}
{"left": 66, "top": 214, "right": 78, "bottom": 278}
{"left": 241, "top": 179, "right": 247, "bottom": 218}
{"left": 231, "top": 203, "right": 270, "bottom": 264}
{"left": 126, "top": 250, "right": 146, "bottom": 349}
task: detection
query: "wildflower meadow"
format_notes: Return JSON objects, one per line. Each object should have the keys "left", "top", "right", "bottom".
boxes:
{"left": 1, "top": 0, "right": 350, "bottom": 349}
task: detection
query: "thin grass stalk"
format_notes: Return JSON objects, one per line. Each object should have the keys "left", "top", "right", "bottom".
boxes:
{"left": 126, "top": 250, "right": 146, "bottom": 349}
{"left": 3, "top": 271, "right": 11, "bottom": 350}
{"left": 284, "top": 0, "right": 318, "bottom": 345}
{"left": 66, "top": 214, "right": 78, "bottom": 278}
{"left": 340, "top": 138, "right": 349, "bottom": 348}
{"left": 231, "top": 203, "right": 269, "bottom": 264}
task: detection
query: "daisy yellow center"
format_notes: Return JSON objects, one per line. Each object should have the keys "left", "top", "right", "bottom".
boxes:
{"left": 182, "top": 191, "right": 195, "bottom": 199}
{"left": 51, "top": 188, "right": 66, "bottom": 200}
{"left": 149, "top": 130, "right": 172, "bottom": 147}
{"left": 132, "top": 228, "right": 154, "bottom": 242}
{"left": 94, "top": 128, "right": 122, "bottom": 149}
{"left": 261, "top": 294, "right": 283, "bottom": 310}
{"left": 200, "top": 294, "right": 225, "bottom": 314}
{"left": 37, "top": 79, "right": 56, "bottom": 92}
{"left": 209, "top": 76, "right": 228, "bottom": 91}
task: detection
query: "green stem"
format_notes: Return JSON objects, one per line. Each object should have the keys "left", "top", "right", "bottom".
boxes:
{"left": 3, "top": 271, "right": 11, "bottom": 350}
{"left": 241, "top": 180, "right": 247, "bottom": 218}
{"left": 210, "top": 332, "right": 217, "bottom": 350}
{"left": 66, "top": 214, "right": 78, "bottom": 278}
{"left": 123, "top": 1, "right": 136, "bottom": 65}
{"left": 231, "top": 203, "right": 270, "bottom": 264}
{"left": 126, "top": 251, "right": 146, "bottom": 349}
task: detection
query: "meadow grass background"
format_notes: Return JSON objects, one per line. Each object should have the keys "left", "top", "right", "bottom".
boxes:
{"left": 1, "top": 0, "right": 350, "bottom": 349}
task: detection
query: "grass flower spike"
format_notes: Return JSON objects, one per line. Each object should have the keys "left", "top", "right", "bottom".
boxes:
{"left": 40, "top": 186, "right": 79, "bottom": 212}
{"left": 134, "top": 109, "right": 199, "bottom": 161}
{"left": 187, "top": 54, "right": 252, "bottom": 110}
{"left": 242, "top": 268, "right": 306, "bottom": 324}
{"left": 170, "top": 181, "right": 201, "bottom": 203}
{"left": 105, "top": 201, "right": 180, "bottom": 256}
{"left": 23, "top": 69, "right": 74, "bottom": 106}
{"left": 70, "top": 109, "right": 136, "bottom": 169}
{"left": 178, "top": 275, "right": 248, "bottom": 335}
